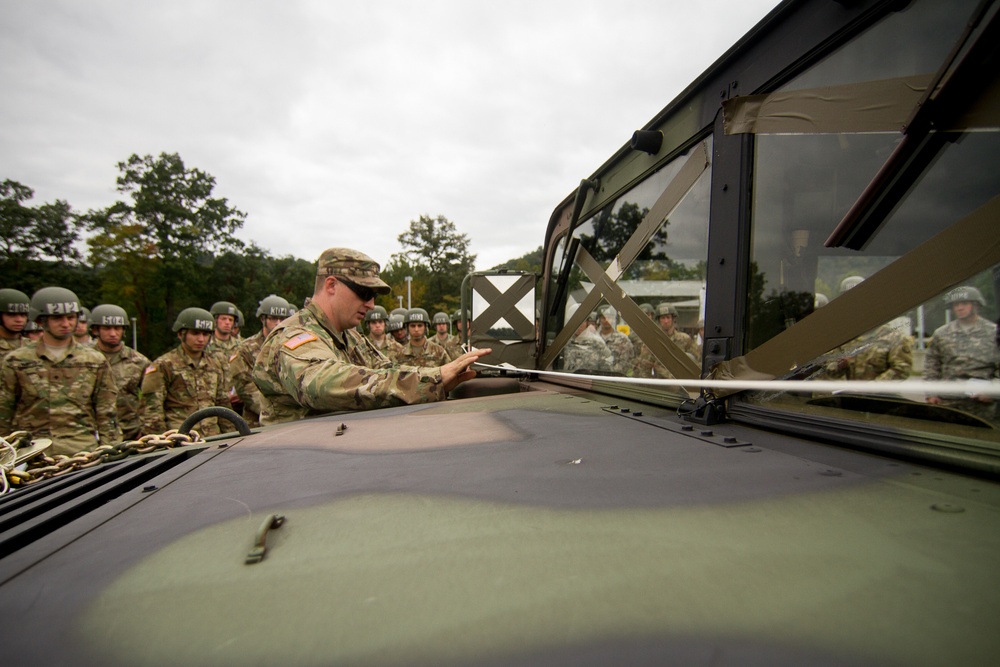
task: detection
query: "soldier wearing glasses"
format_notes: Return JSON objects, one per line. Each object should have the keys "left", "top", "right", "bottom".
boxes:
{"left": 253, "top": 248, "right": 491, "bottom": 425}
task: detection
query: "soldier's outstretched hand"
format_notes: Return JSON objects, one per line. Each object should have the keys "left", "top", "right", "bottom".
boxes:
{"left": 441, "top": 347, "right": 493, "bottom": 392}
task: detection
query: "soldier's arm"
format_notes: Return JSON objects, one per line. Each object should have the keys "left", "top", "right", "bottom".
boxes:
{"left": 876, "top": 335, "right": 913, "bottom": 382}
{"left": 0, "top": 362, "right": 17, "bottom": 433}
{"left": 94, "top": 359, "right": 122, "bottom": 445}
{"left": 139, "top": 363, "right": 168, "bottom": 435}
{"left": 230, "top": 350, "right": 263, "bottom": 416}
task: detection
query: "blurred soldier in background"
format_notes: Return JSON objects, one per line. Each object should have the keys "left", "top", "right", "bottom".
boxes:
{"left": 561, "top": 304, "right": 612, "bottom": 373}
{"left": 432, "top": 311, "right": 462, "bottom": 361}
{"left": 22, "top": 320, "right": 43, "bottom": 342}
{"left": 0, "top": 287, "right": 120, "bottom": 455}
{"left": 0, "top": 288, "right": 30, "bottom": 357}
{"left": 389, "top": 307, "right": 409, "bottom": 346}
{"left": 633, "top": 303, "right": 692, "bottom": 378}
{"left": 90, "top": 304, "right": 150, "bottom": 441}
{"left": 598, "top": 306, "right": 633, "bottom": 375}
{"left": 364, "top": 305, "right": 390, "bottom": 351}
{"left": 925, "top": 285, "right": 998, "bottom": 423}
{"left": 142, "top": 307, "right": 231, "bottom": 436}
{"left": 73, "top": 306, "right": 94, "bottom": 346}
{"left": 230, "top": 295, "right": 291, "bottom": 428}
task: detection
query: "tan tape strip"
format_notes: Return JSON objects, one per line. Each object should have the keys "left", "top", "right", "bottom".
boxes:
{"left": 712, "top": 195, "right": 1000, "bottom": 386}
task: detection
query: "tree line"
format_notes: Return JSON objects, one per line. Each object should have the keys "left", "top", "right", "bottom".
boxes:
{"left": 1, "top": 152, "right": 513, "bottom": 358}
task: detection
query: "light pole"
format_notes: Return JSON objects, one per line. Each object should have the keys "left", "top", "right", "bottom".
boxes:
{"left": 397, "top": 295, "right": 403, "bottom": 309}
{"left": 404, "top": 276, "right": 412, "bottom": 309}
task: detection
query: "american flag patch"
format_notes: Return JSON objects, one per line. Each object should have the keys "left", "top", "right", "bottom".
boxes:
{"left": 229, "top": 353, "right": 239, "bottom": 362}
{"left": 284, "top": 333, "right": 318, "bottom": 350}
{"left": 144, "top": 365, "right": 156, "bottom": 375}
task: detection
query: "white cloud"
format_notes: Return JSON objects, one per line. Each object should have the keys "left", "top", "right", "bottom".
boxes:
{"left": 0, "top": 0, "right": 778, "bottom": 273}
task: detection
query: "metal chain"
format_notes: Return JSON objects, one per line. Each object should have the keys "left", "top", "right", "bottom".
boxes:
{"left": 1, "top": 429, "right": 204, "bottom": 493}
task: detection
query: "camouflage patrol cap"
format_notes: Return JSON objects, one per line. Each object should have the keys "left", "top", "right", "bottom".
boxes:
{"left": 655, "top": 302, "right": 678, "bottom": 317}
{"left": 89, "top": 304, "right": 130, "bottom": 328}
{"left": 29, "top": 286, "right": 81, "bottom": 322}
{"left": 944, "top": 285, "right": 986, "bottom": 307}
{"left": 316, "top": 248, "right": 391, "bottom": 295}
{"left": 0, "top": 288, "right": 30, "bottom": 314}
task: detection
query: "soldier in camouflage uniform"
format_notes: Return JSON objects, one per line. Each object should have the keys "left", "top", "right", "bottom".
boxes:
{"left": 0, "top": 288, "right": 30, "bottom": 357}
{"left": 141, "top": 307, "right": 231, "bottom": 436}
{"left": 383, "top": 313, "right": 406, "bottom": 358}
{"left": 229, "top": 295, "right": 291, "bottom": 428}
{"left": 816, "top": 276, "right": 912, "bottom": 382}
{"left": 364, "top": 305, "right": 390, "bottom": 351}
{"left": 598, "top": 306, "right": 634, "bottom": 375}
{"left": 90, "top": 304, "right": 150, "bottom": 441}
{"left": 207, "top": 301, "right": 241, "bottom": 358}
{"left": 560, "top": 305, "right": 613, "bottom": 373}
{"left": 73, "top": 306, "right": 94, "bottom": 346}
{"left": 394, "top": 308, "right": 451, "bottom": 367}
{"left": 632, "top": 303, "right": 694, "bottom": 378}
{"left": 431, "top": 311, "right": 462, "bottom": 361}
{"left": 252, "top": 247, "right": 490, "bottom": 424}
{"left": 925, "top": 286, "right": 999, "bottom": 423}
{"left": 389, "top": 307, "right": 409, "bottom": 346}
{"left": 22, "top": 320, "right": 43, "bottom": 342}
{"left": 0, "top": 287, "right": 120, "bottom": 455}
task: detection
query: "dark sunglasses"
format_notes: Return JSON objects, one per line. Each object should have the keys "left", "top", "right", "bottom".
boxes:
{"left": 339, "top": 278, "right": 377, "bottom": 302}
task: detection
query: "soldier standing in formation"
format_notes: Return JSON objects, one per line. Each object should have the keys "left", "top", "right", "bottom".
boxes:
{"left": 229, "top": 295, "right": 291, "bottom": 428}
{"left": 207, "top": 301, "right": 241, "bottom": 359}
{"left": 431, "top": 311, "right": 462, "bottom": 361}
{"left": 388, "top": 307, "right": 409, "bottom": 347}
{"left": 633, "top": 303, "right": 693, "bottom": 378}
{"left": 0, "top": 288, "right": 30, "bottom": 357}
{"left": 597, "top": 306, "right": 634, "bottom": 375}
{"left": 394, "top": 308, "right": 450, "bottom": 367}
{"left": 90, "top": 304, "right": 151, "bottom": 441}
{"left": 253, "top": 247, "right": 490, "bottom": 424}
{"left": 561, "top": 304, "right": 612, "bottom": 373}
{"left": 363, "top": 306, "right": 392, "bottom": 353}
{"left": 141, "top": 307, "right": 231, "bottom": 436}
{"left": 925, "top": 285, "right": 999, "bottom": 423}
{"left": 817, "top": 276, "right": 912, "bottom": 382}
{"left": 73, "top": 307, "right": 94, "bottom": 346}
{"left": 0, "top": 287, "right": 120, "bottom": 455}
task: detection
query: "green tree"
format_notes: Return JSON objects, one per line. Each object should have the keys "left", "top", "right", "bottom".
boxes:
{"left": 0, "top": 179, "right": 82, "bottom": 269}
{"left": 84, "top": 153, "right": 247, "bottom": 354}
{"left": 391, "top": 215, "right": 476, "bottom": 312}
{"left": 492, "top": 246, "right": 543, "bottom": 274}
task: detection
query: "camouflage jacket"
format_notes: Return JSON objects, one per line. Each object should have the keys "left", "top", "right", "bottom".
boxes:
{"left": 432, "top": 333, "right": 463, "bottom": 361}
{"left": 394, "top": 338, "right": 451, "bottom": 367}
{"left": 924, "top": 317, "right": 999, "bottom": 383}
{"left": 0, "top": 336, "right": 25, "bottom": 359}
{"left": 0, "top": 339, "right": 121, "bottom": 455}
{"left": 253, "top": 302, "right": 446, "bottom": 425}
{"left": 230, "top": 331, "right": 265, "bottom": 428}
{"left": 632, "top": 329, "right": 696, "bottom": 379}
{"left": 141, "top": 346, "right": 230, "bottom": 436}
{"left": 561, "top": 328, "right": 612, "bottom": 373}
{"left": 820, "top": 325, "right": 913, "bottom": 381}
{"left": 368, "top": 335, "right": 403, "bottom": 359}
{"left": 98, "top": 345, "right": 151, "bottom": 440}
{"left": 601, "top": 330, "right": 634, "bottom": 375}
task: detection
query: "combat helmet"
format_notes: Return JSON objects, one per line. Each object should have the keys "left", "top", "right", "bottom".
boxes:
{"left": 432, "top": 311, "right": 450, "bottom": 326}
{"left": 78, "top": 306, "right": 91, "bottom": 325}
{"left": 639, "top": 303, "right": 655, "bottom": 317}
{"left": 28, "top": 286, "right": 81, "bottom": 322}
{"left": 210, "top": 301, "right": 239, "bottom": 318}
{"left": 89, "top": 304, "right": 130, "bottom": 329}
{"left": 655, "top": 302, "right": 678, "bottom": 318}
{"left": 0, "top": 288, "right": 30, "bottom": 314}
{"left": 390, "top": 307, "right": 407, "bottom": 320}
{"left": 944, "top": 285, "right": 986, "bottom": 307}
{"left": 172, "top": 307, "right": 215, "bottom": 333}
{"left": 387, "top": 312, "right": 405, "bottom": 332}
{"left": 406, "top": 308, "right": 430, "bottom": 325}
{"left": 235, "top": 309, "right": 244, "bottom": 329}
{"left": 256, "top": 295, "right": 291, "bottom": 319}
{"left": 365, "top": 305, "right": 388, "bottom": 322}
{"left": 839, "top": 276, "right": 865, "bottom": 293}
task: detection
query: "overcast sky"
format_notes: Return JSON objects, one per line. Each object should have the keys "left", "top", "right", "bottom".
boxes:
{"left": 1, "top": 0, "right": 779, "bottom": 272}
